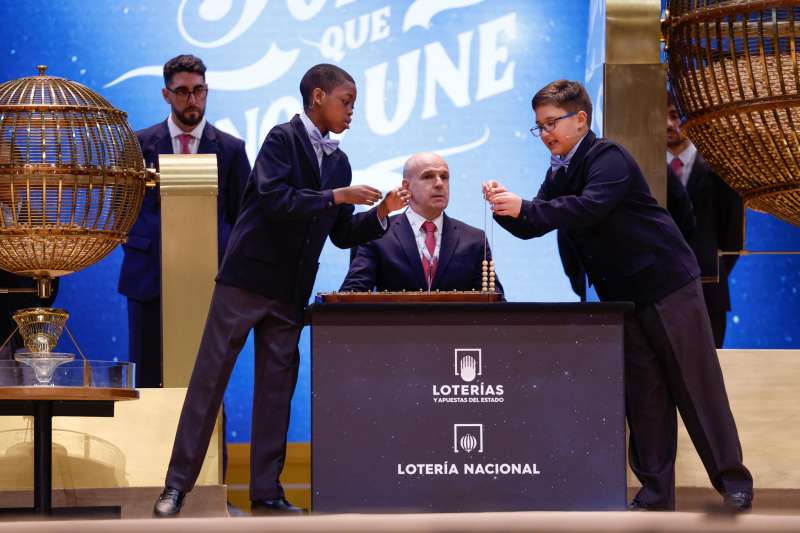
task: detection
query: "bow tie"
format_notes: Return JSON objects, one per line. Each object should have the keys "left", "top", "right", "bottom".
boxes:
{"left": 550, "top": 154, "right": 571, "bottom": 173}
{"left": 308, "top": 127, "right": 339, "bottom": 156}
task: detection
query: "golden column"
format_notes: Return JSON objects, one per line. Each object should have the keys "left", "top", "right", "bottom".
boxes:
{"left": 604, "top": 0, "right": 666, "bottom": 205}
{"left": 158, "top": 154, "right": 219, "bottom": 387}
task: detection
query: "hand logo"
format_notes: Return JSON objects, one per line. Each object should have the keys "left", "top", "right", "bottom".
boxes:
{"left": 459, "top": 355, "right": 477, "bottom": 382}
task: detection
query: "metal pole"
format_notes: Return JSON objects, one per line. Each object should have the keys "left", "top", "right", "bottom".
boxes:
{"left": 33, "top": 401, "right": 53, "bottom": 515}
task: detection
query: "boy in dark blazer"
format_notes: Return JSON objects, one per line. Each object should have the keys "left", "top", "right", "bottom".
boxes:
{"left": 153, "top": 64, "right": 407, "bottom": 517}
{"left": 483, "top": 80, "right": 752, "bottom": 512}
{"left": 119, "top": 54, "right": 251, "bottom": 388}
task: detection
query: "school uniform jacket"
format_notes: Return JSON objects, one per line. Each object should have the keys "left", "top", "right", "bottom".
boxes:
{"left": 495, "top": 131, "right": 699, "bottom": 304}
{"left": 216, "top": 114, "right": 386, "bottom": 305}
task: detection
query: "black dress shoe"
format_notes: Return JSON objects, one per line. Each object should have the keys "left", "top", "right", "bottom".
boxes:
{"left": 723, "top": 491, "right": 752, "bottom": 513}
{"left": 153, "top": 486, "right": 185, "bottom": 518}
{"left": 627, "top": 500, "right": 672, "bottom": 511}
{"left": 250, "top": 498, "right": 307, "bottom": 516}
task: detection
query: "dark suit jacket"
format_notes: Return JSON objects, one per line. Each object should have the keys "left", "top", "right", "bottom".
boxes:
{"left": 558, "top": 166, "right": 696, "bottom": 301}
{"left": 340, "top": 212, "right": 504, "bottom": 295}
{"left": 685, "top": 154, "right": 743, "bottom": 312}
{"left": 496, "top": 131, "right": 699, "bottom": 304}
{"left": 118, "top": 120, "right": 251, "bottom": 302}
{"left": 666, "top": 166, "right": 696, "bottom": 242}
{"left": 216, "top": 114, "right": 387, "bottom": 306}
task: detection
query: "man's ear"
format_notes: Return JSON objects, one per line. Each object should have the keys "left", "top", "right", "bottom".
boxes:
{"left": 401, "top": 179, "right": 410, "bottom": 191}
{"left": 161, "top": 88, "right": 171, "bottom": 105}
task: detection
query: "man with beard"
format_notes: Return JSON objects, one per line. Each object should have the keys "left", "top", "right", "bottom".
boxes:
{"left": 119, "top": 54, "right": 251, "bottom": 387}
{"left": 667, "top": 93, "right": 743, "bottom": 348}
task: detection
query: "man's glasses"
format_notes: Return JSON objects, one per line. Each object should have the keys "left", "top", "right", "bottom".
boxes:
{"left": 166, "top": 85, "right": 208, "bottom": 101}
{"left": 530, "top": 112, "right": 577, "bottom": 137}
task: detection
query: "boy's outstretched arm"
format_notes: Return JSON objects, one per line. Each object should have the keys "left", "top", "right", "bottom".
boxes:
{"left": 255, "top": 127, "right": 382, "bottom": 221}
{"left": 484, "top": 148, "right": 631, "bottom": 238}
{"left": 330, "top": 185, "right": 408, "bottom": 249}
{"left": 483, "top": 180, "right": 546, "bottom": 240}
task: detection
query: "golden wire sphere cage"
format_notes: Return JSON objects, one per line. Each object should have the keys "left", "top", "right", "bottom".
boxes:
{"left": 663, "top": 1, "right": 800, "bottom": 227}
{"left": 0, "top": 66, "right": 147, "bottom": 297}
{"left": 11, "top": 307, "right": 69, "bottom": 354}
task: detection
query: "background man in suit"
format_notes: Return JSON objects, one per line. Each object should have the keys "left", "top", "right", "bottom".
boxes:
{"left": 667, "top": 93, "right": 743, "bottom": 348}
{"left": 341, "top": 152, "right": 503, "bottom": 296}
{"left": 118, "top": 54, "right": 251, "bottom": 387}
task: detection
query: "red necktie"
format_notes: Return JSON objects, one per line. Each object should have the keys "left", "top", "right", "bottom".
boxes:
{"left": 670, "top": 156, "right": 683, "bottom": 176}
{"left": 421, "top": 221, "right": 437, "bottom": 289}
{"left": 178, "top": 133, "right": 193, "bottom": 154}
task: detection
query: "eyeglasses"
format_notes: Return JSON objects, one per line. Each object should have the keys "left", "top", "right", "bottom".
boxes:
{"left": 530, "top": 112, "right": 577, "bottom": 137}
{"left": 166, "top": 85, "right": 208, "bottom": 101}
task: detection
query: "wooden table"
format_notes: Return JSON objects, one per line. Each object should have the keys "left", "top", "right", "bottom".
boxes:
{"left": 317, "top": 291, "right": 503, "bottom": 303}
{"left": 0, "top": 386, "right": 139, "bottom": 517}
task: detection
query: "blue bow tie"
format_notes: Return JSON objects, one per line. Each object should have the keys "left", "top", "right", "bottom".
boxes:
{"left": 308, "top": 127, "right": 339, "bottom": 156}
{"left": 550, "top": 154, "right": 571, "bottom": 173}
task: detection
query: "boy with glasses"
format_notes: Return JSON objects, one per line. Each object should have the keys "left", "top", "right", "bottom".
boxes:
{"left": 119, "top": 54, "right": 251, "bottom": 388}
{"left": 483, "top": 80, "right": 752, "bottom": 512}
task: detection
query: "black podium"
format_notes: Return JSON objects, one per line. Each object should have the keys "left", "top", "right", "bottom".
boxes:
{"left": 310, "top": 302, "right": 631, "bottom": 513}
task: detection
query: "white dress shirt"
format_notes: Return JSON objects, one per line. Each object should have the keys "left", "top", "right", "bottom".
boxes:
{"left": 667, "top": 141, "right": 697, "bottom": 187}
{"left": 405, "top": 207, "right": 443, "bottom": 266}
{"left": 299, "top": 111, "right": 327, "bottom": 169}
{"left": 167, "top": 114, "right": 206, "bottom": 155}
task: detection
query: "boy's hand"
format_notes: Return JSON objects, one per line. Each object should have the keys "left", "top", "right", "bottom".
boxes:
{"left": 482, "top": 180, "right": 508, "bottom": 201}
{"left": 333, "top": 185, "right": 383, "bottom": 206}
{"left": 490, "top": 192, "right": 523, "bottom": 218}
{"left": 377, "top": 186, "right": 410, "bottom": 220}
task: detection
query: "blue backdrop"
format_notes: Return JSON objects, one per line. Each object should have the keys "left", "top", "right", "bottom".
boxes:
{"left": 1, "top": 0, "right": 797, "bottom": 443}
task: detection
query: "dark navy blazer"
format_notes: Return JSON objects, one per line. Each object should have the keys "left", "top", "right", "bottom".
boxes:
{"left": 558, "top": 166, "right": 696, "bottom": 301}
{"left": 216, "top": 115, "right": 386, "bottom": 306}
{"left": 118, "top": 120, "right": 251, "bottom": 302}
{"left": 340, "top": 212, "right": 504, "bottom": 296}
{"left": 496, "top": 131, "right": 699, "bottom": 304}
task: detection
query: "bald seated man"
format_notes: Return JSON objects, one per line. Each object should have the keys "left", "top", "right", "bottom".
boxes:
{"left": 341, "top": 152, "right": 503, "bottom": 295}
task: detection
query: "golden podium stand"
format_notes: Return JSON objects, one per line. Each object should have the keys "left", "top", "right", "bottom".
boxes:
{"left": 158, "top": 153, "right": 225, "bottom": 488}
{"left": 158, "top": 153, "right": 219, "bottom": 388}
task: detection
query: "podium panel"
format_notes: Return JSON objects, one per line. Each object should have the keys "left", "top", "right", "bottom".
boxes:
{"left": 310, "top": 302, "right": 630, "bottom": 513}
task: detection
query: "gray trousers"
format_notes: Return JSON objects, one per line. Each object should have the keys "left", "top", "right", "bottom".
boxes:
{"left": 625, "top": 278, "right": 752, "bottom": 509}
{"left": 165, "top": 283, "right": 303, "bottom": 500}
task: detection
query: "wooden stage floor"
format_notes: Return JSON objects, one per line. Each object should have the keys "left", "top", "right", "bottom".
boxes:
{"left": 0, "top": 488, "right": 798, "bottom": 532}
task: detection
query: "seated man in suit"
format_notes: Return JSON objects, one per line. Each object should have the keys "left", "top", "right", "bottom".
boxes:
{"left": 341, "top": 152, "right": 503, "bottom": 295}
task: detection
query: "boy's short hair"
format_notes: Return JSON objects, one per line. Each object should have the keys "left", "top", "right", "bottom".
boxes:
{"left": 299, "top": 64, "right": 355, "bottom": 108}
{"left": 532, "top": 80, "right": 593, "bottom": 126}
{"left": 163, "top": 54, "right": 206, "bottom": 85}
